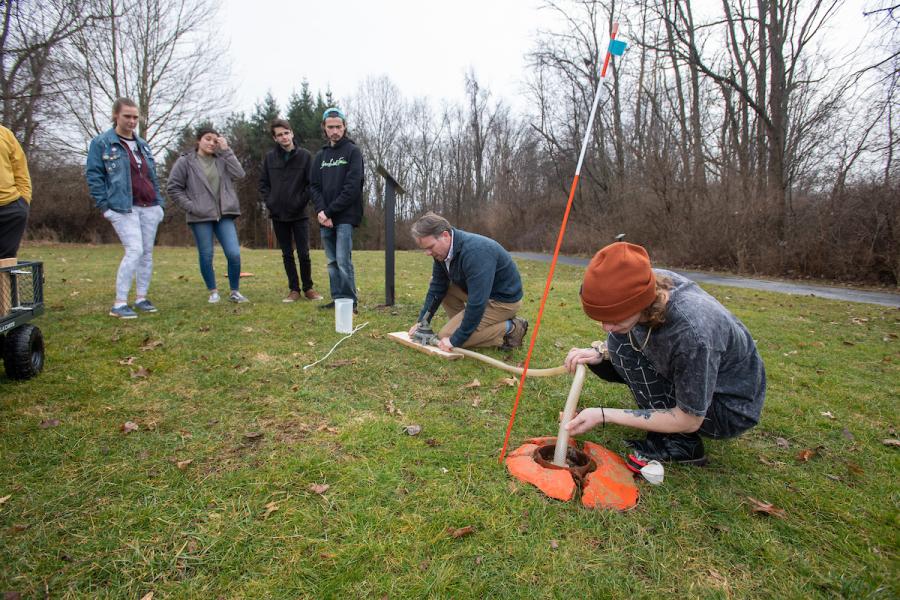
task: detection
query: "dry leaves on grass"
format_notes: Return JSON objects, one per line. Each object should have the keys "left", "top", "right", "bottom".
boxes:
{"left": 746, "top": 497, "right": 787, "bottom": 518}
{"left": 462, "top": 379, "right": 481, "bottom": 389}
{"left": 309, "top": 483, "right": 330, "bottom": 495}
{"left": 130, "top": 366, "right": 151, "bottom": 379}
{"left": 447, "top": 525, "right": 475, "bottom": 538}
{"left": 243, "top": 431, "right": 265, "bottom": 441}
{"left": 549, "top": 540, "right": 559, "bottom": 550}
{"left": 385, "top": 398, "right": 402, "bottom": 416}
{"left": 176, "top": 459, "right": 193, "bottom": 470}
{"left": 797, "top": 447, "right": 824, "bottom": 462}
{"left": 470, "top": 395, "right": 481, "bottom": 408}
{"left": 118, "top": 356, "right": 136, "bottom": 366}
{"left": 883, "top": 439, "right": 900, "bottom": 448}
{"left": 139, "top": 337, "right": 163, "bottom": 351}
{"left": 327, "top": 359, "right": 355, "bottom": 368}
{"left": 261, "top": 502, "right": 279, "bottom": 519}
{"left": 0, "top": 494, "right": 11, "bottom": 505}
{"left": 121, "top": 421, "right": 139, "bottom": 434}
{"left": 820, "top": 411, "right": 836, "bottom": 419}
{"left": 498, "top": 377, "right": 518, "bottom": 387}
{"left": 40, "top": 419, "right": 60, "bottom": 429}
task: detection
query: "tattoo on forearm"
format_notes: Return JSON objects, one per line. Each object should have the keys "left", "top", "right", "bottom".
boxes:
{"left": 624, "top": 408, "right": 673, "bottom": 420}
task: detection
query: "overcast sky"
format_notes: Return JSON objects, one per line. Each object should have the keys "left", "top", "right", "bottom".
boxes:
{"left": 221, "top": 0, "right": 875, "bottom": 118}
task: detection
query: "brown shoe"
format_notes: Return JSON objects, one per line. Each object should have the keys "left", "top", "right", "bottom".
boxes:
{"left": 304, "top": 289, "right": 323, "bottom": 300}
{"left": 283, "top": 290, "right": 301, "bottom": 303}
{"left": 501, "top": 317, "right": 528, "bottom": 350}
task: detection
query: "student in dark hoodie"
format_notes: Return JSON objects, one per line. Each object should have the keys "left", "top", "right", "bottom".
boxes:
{"left": 309, "top": 107, "right": 364, "bottom": 312}
{"left": 166, "top": 126, "right": 248, "bottom": 304}
{"left": 259, "top": 118, "right": 322, "bottom": 303}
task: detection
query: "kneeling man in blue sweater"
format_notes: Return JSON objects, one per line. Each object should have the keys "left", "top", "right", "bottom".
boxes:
{"left": 408, "top": 212, "right": 528, "bottom": 352}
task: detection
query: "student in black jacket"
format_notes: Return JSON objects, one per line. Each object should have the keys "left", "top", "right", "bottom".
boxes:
{"left": 310, "top": 107, "right": 364, "bottom": 311}
{"left": 259, "top": 119, "right": 322, "bottom": 302}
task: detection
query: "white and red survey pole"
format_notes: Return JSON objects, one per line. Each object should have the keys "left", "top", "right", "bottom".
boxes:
{"left": 499, "top": 23, "right": 627, "bottom": 462}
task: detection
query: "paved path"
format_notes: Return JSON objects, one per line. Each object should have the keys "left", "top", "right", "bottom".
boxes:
{"left": 512, "top": 252, "right": 900, "bottom": 308}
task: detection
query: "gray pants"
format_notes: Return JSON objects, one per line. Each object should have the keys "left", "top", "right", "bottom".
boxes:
{"left": 104, "top": 205, "right": 164, "bottom": 303}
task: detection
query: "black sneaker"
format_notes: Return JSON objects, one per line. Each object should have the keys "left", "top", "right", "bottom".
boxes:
{"left": 319, "top": 301, "right": 335, "bottom": 310}
{"left": 625, "top": 432, "right": 708, "bottom": 466}
{"left": 501, "top": 317, "right": 528, "bottom": 350}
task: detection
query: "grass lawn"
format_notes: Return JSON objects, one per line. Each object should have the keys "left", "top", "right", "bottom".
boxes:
{"left": 1, "top": 243, "right": 898, "bottom": 599}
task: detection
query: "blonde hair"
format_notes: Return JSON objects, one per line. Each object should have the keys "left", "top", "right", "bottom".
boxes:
{"left": 640, "top": 275, "right": 673, "bottom": 327}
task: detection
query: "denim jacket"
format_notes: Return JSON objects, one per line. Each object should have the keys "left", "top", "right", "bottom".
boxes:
{"left": 85, "top": 128, "right": 165, "bottom": 213}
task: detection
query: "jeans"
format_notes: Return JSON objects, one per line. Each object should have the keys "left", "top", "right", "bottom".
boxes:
{"left": 104, "top": 205, "right": 164, "bottom": 302}
{"left": 272, "top": 219, "right": 313, "bottom": 292}
{"left": 320, "top": 223, "right": 356, "bottom": 301}
{"left": 0, "top": 197, "right": 29, "bottom": 258}
{"left": 189, "top": 218, "right": 241, "bottom": 291}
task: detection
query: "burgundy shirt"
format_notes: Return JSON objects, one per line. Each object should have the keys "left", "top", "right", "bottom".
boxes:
{"left": 118, "top": 136, "right": 157, "bottom": 207}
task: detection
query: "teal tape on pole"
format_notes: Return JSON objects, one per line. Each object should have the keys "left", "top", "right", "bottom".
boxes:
{"left": 608, "top": 39, "right": 627, "bottom": 56}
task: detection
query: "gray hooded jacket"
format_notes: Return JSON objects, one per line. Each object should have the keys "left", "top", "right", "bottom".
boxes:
{"left": 166, "top": 149, "right": 245, "bottom": 223}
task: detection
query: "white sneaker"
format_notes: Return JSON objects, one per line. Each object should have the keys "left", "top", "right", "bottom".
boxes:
{"left": 208, "top": 291, "right": 221, "bottom": 303}
{"left": 229, "top": 291, "right": 249, "bottom": 303}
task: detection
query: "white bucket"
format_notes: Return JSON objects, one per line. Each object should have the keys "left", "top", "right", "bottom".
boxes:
{"left": 335, "top": 298, "right": 354, "bottom": 333}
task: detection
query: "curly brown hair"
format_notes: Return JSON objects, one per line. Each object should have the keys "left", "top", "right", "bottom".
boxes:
{"left": 640, "top": 275, "right": 673, "bottom": 327}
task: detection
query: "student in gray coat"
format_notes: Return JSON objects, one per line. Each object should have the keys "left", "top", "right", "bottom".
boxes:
{"left": 166, "top": 126, "right": 248, "bottom": 303}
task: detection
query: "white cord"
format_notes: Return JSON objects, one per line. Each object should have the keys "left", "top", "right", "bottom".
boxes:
{"left": 303, "top": 322, "right": 369, "bottom": 370}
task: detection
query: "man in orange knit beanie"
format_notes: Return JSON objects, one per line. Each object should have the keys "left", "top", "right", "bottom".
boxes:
{"left": 563, "top": 242, "right": 766, "bottom": 469}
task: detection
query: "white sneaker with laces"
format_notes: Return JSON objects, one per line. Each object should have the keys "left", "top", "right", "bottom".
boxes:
{"left": 208, "top": 291, "right": 221, "bottom": 303}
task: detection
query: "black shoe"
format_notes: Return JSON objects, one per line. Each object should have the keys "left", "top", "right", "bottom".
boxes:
{"left": 320, "top": 301, "right": 335, "bottom": 310}
{"left": 353, "top": 303, "right": 358, "bottom": 315}
{"left": 625, "top": 432, "right": 708, "bottom": 466}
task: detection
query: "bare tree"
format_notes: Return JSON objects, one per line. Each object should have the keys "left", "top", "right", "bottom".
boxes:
{"left": 0, "top": 0, "right": 101, "bottom": 152}
{"left": 57, "top": 0, "right": 231, "bottom": 152}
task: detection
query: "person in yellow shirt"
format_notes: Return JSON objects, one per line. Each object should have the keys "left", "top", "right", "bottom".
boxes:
{"left": 0, "top": 125, "right": 31, "bottom": 259}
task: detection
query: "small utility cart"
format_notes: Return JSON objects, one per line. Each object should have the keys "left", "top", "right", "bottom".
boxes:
{"left": 0, "top": 259, "right": 44, "bottom": 380}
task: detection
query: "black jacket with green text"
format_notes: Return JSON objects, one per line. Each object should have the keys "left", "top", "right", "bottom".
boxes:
{"left": 310, "top": 136, "right": 364, "bottom": 227}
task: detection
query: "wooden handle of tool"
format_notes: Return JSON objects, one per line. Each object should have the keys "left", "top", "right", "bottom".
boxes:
{"left": 553, "top": 364, "right": 586, "bottom": 466}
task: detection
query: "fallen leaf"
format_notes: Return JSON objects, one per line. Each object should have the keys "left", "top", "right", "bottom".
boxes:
{"left": 385, "top": 398, "right": 402, "bottom": 416}
{"left": 825, "top": 474, "right": 842, "bottom": 482}
{"left": 882, "top": 439, "right": 900, "bottom": 447}
{"left": 118, "top": 356, "right": 136, "bottom": 365}
{"left": 0, "top": 494, "right": 10, "bottom": 505}
{"left": 243, "top": 327, "right": 254, "bottom": 333}
{"left": 425, "top": 438, "right": 440, "bottom": 447}
{"left": 841, "top": 340, "right": 855, "bottom": 346}
{"left": 797, "top": 448, "right": 818, "bottom": 462}
{"left": 462, "top": 379, "right": 481, "bottom": 389}
{"left": 243, "top": 431, "right": 264, "bottom": 441}
{"left": 758, "top": 456, "right": 777, "bottom": 466}
{"left": 447, "top": 525, "right": 475, "bottom": 538}
{"left": 820, "top": 411, "right": 836, "bottom": 419}
{"left": 403, "top": 424, "right": 422, "bottom": 436}
{"left": 850, "top": 317, "right": 868, "bottom": 325}
{"left": 130, "top": 366, "right": 150, "bottom": 379}
{"left": 176, "top": 459, "right": 193, "bottom": 470}
{"left": 475, "top": 555, "right": 483, "bottom": 565}
{"left": 309, "top": 483, "right": 330, "bottom": 495}
{"left": 8, "top": 523, "right": 28, "bottom": 533}
{"left": 234, "top": 365, "right": 249, "bottom": 375}
{"left": 261, "top": 502, "right": 278, "bottom": 519}
{"left": 775, "top": 437, "right": 790, "bottom": 448}
{"left": 841, "top": 428, "right": 855, "bottom": 441}
{"left": 471, "top": 395, "right": 481, "bottom": 408}
{"left": 40, "top": 419, "right": 60, "bottom": 429}
{"left": 140, "top": 337, "right": 163, "bottom": 351}
{"left": 306, "top": 341, "right": 316, "bottom": 347}
{"left": 122, "top": 421, "right": 139, "bottom": 434}
{"left": 549, "top": 540, "right": 559, "bottom": 550}
{"left": 139, "top": 594, "right": 153, "bottom": 600}
{"left": 846, "top": 461, "right": 864, "bottom": 475}
{"left": 498, "top": 377, "right": 518, "bottom": 387}
{"left": 198, "top": 325, "right": 210, "bottom": 332}
{"left": 746, "top": 496, "right": 786, "bottom": 518}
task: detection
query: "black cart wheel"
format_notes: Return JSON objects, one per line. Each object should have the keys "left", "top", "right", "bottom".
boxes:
{"left": 3, "top": 324, "right": 44, "bottom": 380}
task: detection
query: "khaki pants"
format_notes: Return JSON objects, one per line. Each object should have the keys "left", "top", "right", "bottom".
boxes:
{"left": 438, "top": 284, "right": 522, "bottom": 348}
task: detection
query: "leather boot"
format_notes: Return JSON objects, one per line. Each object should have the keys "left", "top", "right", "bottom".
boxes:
{"left": 626, "top": 432, "right": 708, "bottom": 466}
